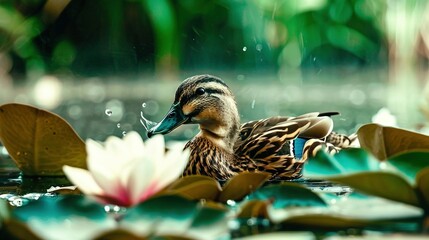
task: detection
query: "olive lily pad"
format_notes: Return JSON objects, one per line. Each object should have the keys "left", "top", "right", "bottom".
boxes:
{"left": 167, "top": 172, "right": 270, "bottom": 203}
{"left": 357, "top": 124, "right": 429, "bottom": 160}
{"left": 0, "top": 103, "right": 87, "bottom": 176}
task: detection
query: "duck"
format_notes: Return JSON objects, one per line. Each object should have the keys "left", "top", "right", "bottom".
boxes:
{"left": 147, "top": 74, "right": 355, "bottom": 181}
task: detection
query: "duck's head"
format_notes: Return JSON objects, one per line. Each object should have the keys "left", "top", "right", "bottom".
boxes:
{"left": 148, "top": 75, "right": 240, "bottom": 145}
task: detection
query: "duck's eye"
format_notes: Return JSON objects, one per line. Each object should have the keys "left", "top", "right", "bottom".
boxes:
{"left": 196, "top": 87, "right": 205, "bottom": 95}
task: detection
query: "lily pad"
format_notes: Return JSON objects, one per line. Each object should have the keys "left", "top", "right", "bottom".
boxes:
{"left": 0, "top": 103, "right": 87, "bottom": 176}
{"left": 248, "top": 182, "right": 326, "bottom": 209}
{"left": 280, "top": 214, "right": 370, "bottom": 229}
{"left": 167, "top": 176, "right": 222, "bottom": 201}
{"left": 237, "top": 200, "right": 269, "bottom": 218}
{"left": 11, "top": 195, "right": 114, "bottom": 240}
{"left": 388, "top": 151, "right": 429, "bottom": 183}
{"left": 304, "top": 148, "right": 380, "bottom": 177}
{"left": 167, "top": 173, "right": 269, "bottom": 203}
{"left": 218, "top": 172, "right": 270, "bottom": 203}
{"left": 93, "top": 229, "right": 145, "bottom": 240}
{"left": 357, "top": 124, "right": 429, "bottom": 160}
{"left": 416, "top": 168, "right": 429, "bottom": 211}
{"left": 12, "top": 195, "right": 107, "bottom": 221}
{"left": 122, "top": 195, "right": 229, "bottom": 238}
{"left": 328, "top": 172, "right": 420, "bottom": 207}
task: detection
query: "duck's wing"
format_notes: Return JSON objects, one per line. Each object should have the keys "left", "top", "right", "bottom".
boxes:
{"left": 233, "top": 114, "right": 336, "bottom": 164}
{"left": 234, "top": 113, "right": 336, "bottom": 152}
{"left": 234, "top": 119, "right": 311, "bottom": 159}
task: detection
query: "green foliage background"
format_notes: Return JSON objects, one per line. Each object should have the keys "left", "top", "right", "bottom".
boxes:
{"left": 0, "top": 0, "right": 390, "bottom": 78}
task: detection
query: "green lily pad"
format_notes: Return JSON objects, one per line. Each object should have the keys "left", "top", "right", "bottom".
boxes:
{"left": 12, "top": 195, "right": 107, "bottom": 221}
{"left": 0, "top": 103, "right": 87, "bottom": 176}
{"left": 328, "top": 172, "right": 420, "bottom": 207}
{"left": 125, "top": 195, "right": 197, "bottom": 221}
{"left": 357, "top": 124, "right": 429, "bottom": 160}
{"left": 122, "top": 195, "right": 228, "bottom": 238}
{"left": 388, "top": 151, "right": 429, "bottom": 183}
{"left": 248, "top": 182, "right": 326, "bottom": 209}
{"left": 304, "top": 148, "right": 380, "bottom": 177}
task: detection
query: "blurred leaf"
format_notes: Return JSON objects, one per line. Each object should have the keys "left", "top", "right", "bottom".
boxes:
{"left": 12, "top": 195, "right": 106, "bottom": 221}
{"left": 2, "top": 219, "right": 42, "bottom": 240}
{"left": 123, "top": 195, "right": 228, "bottom": 238}
{"left": 248, "top": 183, "right": 326, "bottom": 209}
{"left": 167, "top": 176, "right": 221, "bottom": 201}
{"left": 125, "top": 195, "right": 197, "bottom": 221}
{"left": 237, "top": 200, "right": 269, "bottom": 218}
{"left": 388, "top": 151, "right": 429, "bottom": 183}
{"left": 416, "top": 168, "right": 429, "bottom": 211}
{"left": 328, "top": 172, "right": 420, "bottom": 207}
{"left": 304, "top": 148, "right": 380, "bottom": 177}
{"left": 281, "top": 214, "right": 370, "bottom": 229}
{"left": 358, "top": 124, "right": 429, "bottom": 160}
{"left": 0, "top": 103, "right": 87, "bottom": 176}
{"left": 94, "top": 229, "right": 146, "bottom": 240}
{"left": 218, "top": 172, "right": 270, "bottom": 203}
{"left": 166, "top": 173, "right": 269, "bottom": 203}
{"left": 190, "top": 204, "right": 228, "bottom": 228}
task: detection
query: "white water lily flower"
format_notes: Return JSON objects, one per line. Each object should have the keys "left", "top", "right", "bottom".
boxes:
{"left": 63, "top": 132, "right": 189, "bottom": 207}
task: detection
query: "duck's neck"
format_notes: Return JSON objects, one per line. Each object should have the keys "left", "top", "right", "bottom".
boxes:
{"left": 197, "top": 102, "right": 240, "bottom": 152}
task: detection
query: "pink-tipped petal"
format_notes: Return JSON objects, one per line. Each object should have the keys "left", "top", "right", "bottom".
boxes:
{"left": 126, "top": 155, "right": 157, "bottom": 205}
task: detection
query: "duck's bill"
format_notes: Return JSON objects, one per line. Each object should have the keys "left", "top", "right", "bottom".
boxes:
{"left": 147, "top": 103, "right": 189, "bottom": 137}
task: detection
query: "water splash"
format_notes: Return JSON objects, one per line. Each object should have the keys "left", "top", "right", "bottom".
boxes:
{"left": 140, "top": 109, "right": 157, "bottom": 133}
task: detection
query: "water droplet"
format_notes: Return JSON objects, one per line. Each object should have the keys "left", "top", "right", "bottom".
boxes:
{"left": 246, "top": 217, "right": 257, "bottom": 226}
{"left": 122, "top": 131, "right": 127, "bottom": 136}
{"left": 228, "top": 219, "right": 240, "bottom": 230}
{"left": 242, "top": 46, "right": 247, "bottom": 52}
{"left": 251, "top": 99, "right": 256, "bottom": 109}
{"left": 8, "top": 196, "right": 29, "bottom": 207}
{"left": 256, "top": 44, "right": 263, "bottom": 51}
{"left": 226, "top": 199, "right": 236, "bottom": 207}
{"left": 117, "top": 123, "right": 121, "bottom": 128}
{"left": 105, "top": 109, "right": 113, "bottom": 116}
{"left": 142, "top": 102, "right": 147, "bottom": 108}
{"left": 16, "top": 151, "right": 21, "bottom": 156}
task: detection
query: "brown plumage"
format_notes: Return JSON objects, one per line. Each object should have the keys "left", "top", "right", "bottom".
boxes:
{"left": 148, "top": 75, "right": 355, "bottom": 180}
